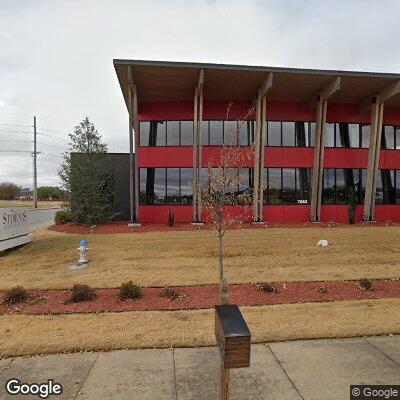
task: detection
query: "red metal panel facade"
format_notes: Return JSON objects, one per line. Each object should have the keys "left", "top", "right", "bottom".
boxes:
{"left": 137, "top": 101, "right": 400, "bottom": 223}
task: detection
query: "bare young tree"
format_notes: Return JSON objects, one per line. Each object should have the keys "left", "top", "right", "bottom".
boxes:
{"left": 199, "top": 104, "right": 255, "bottom": 304}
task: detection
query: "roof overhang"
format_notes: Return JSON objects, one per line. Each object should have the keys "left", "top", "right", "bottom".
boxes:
{"left": 113, "top": 59, "right": 400, "bottom": 109}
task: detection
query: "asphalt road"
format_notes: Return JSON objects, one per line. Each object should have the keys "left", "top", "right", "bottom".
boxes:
{"left": 28, "top": 208, "right": 59, "bottom": 231}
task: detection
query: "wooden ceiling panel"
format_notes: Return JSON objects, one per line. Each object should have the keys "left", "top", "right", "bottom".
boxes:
{"left": 385, "top": 92, "right": 400, "bottom": 107}
{"left": 332, "top": 76, "right": 396, "bottom": 104}
{"left": 203, "top": 69, "right": 267, "bottom": 101}
{"left": 114, "top": 60, "right": 400, "bottom": 111}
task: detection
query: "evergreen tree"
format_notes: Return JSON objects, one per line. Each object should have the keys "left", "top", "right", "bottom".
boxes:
{"left": 59, "top": 117, "right": 113, "bottom": 225}
{"left": 348, "top": 186, "right": 357, "bottom": 225}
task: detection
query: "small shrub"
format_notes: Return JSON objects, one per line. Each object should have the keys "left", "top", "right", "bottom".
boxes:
{"left": 359, "top": 278, "right": 373, "bottom": 291}
{"left": 54, "top": 210, "right": 71, "bottom": 225}
{"left": 27, "top": 296, "right": 46, "bottom": 306}
{"left": 161, "top": 286, "right": 180, "bottom": 300}
{"left": 167, "top": 209, "right": 175, "bottom": 227}
{"left": 258, "top": 282, "right": 278, "bottom": 294}
{"left": 3, "top": 286, "right": 29, "bottom": 305}
{"left": 316, "top": 286, "right": 327, "bottom": 294}
{"left": 68, "top": 284, "right": 96, "bottom": 303}
{"left": 119, "top": 281, "right": 142, "bottom": 300}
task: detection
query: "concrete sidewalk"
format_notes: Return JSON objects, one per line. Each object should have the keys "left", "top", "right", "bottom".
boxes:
{"left": 0, "top": 335, "right": 399, "bottom": 399}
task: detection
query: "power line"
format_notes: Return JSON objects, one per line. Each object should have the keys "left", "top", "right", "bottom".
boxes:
{"left": 0, "top": 139, "right": 32, "bottom": 143}
{"left": 36, "top": 116, "right": 73, "bottom": 127}
{"left": 37, "top": 132, "right": 69, "bottom": 142}
{"left": 0, "top": 150, "right": 31, "bottom": 153}
{"left": 39, "top": 127, "right": 69, "bottom": 136}
{"left": 0, "top": 129, "right": 32, "bottom": 134}
{"left": 0, "top": 123, "right": 32, "bottom": 128}
{"left": 37, "top": 142, "right": 67, "bottom": 150}
{"left": 41, "top": 151, "right": 62, "bottom": 158}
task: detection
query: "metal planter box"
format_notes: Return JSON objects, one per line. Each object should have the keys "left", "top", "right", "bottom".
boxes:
{"left": 215, "top": 305, "right": 251, "bottom": 369}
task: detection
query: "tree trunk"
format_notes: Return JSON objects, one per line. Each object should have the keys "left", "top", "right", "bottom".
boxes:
{"left": 218, "top": 228, "right": 229, "bottom": 304}
{"left": 218, "top": 229, "right": 224, "bottom": 282}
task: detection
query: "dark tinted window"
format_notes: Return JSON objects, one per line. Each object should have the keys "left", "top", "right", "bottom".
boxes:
{"left": 166, "top": 121, "right": 179, "bottom": 146}
{"left": 201, "top": 121, "right": 209, "bottom": 145}
{"left": 180, "top": 168, "right": 193, "bottom": 204}
{"left": 335, "top": 123, "right": 344, "bottom": 148}
{"left": 322, "top": 168, "right": 335, "bottom": 204}
{"left": 296, "top": 168, "right": 311, "bottom": 203}
{"left": 267, "top": 121, "right": 281, "bottom": 146}
{"left": 139, "top": 168, "right": 149, "bottom": 204}
{"left": 154, "top": 168, "right": 166, "bottom": 204}
{"left": 322, "top": 169, "right": 366, "bottom": 205}
{"left": 166, "top": 168, "right": 180, "bottom": 204}
{"left": 349, "top": 124, "right": 359, "bottom": 148}
{"left": 396, "top": 127, "right": 400, "bottom": 150}
{"left": 375, "top": 171, "right": 383, "bottom": 205}
{"left": 382, "top": 169, "right": 395, "bottom": 205}
{"left": 263, "top": 168, "right": 311, "bottom": 205}
{"left": 282, "top": 122, "right": 295, "bottom": 147}
{"left": 238, "top": 121, "right": 254, "bottom": 146}
{"left": 140, "top": 122, "right": 150, "bottom": 147}
{"left": 238, "top": 168, "right": 252, "bottom": 196}
{"left": 224, "top": 121, "right": 238, "bottom": 145}
{"left": 267, "top": 168, "right": 282, "bottom": 204}
{"left": 336, "top": 123, "right": 359, "bottom": 148}
{"left": 265, "top": 121, "right": 314, "bottom": 147}
{"left": 140, "top": 168, "right": 193, "bottom": 205}
{"left": 282, "top": 168, "right": 296, "bottom": 204}
{"left": 295, "top": 122, "right": 307, "bottom": 147}
{"left": 382, "top": 125, "right": 395, "bottom": 149}
{"left": 309, "top": 123, "right": 316, "bottom": 147}
{"left": 139, "top": 168, "right": 166, "bottom": 204}
{"left": 181, "top": 121, "right": 193, "bottom": 145}
{"left": 361, "top": 124, "right": 370, "bottom": 148}
{"left": 139, "top": 121, "right": 166, "bottom": 146}
{"left": 347, "top": 169, "right": 362, "bottom": 204}
{"left": 325, "top": 123, "right": 335, "bottom": 148}
{"left": 361, "top": 169, "right": 367, "bottom": 203}
{"left": 336, "top": 169, "right": 347, "bottom": 204}
{"left": 209, "top": 121, "right": 223, "bottom": 145}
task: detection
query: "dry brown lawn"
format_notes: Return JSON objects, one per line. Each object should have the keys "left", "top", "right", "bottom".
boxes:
{"left": 0, "top": 200, "right": 61, "bottom": 209}
{"left": 0, "top": 226, "right": 399, "bottom": 290}
{"left": 0, "top": 298, "right": 398, "bottom": 357}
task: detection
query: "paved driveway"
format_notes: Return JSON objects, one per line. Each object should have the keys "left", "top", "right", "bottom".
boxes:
{"left": 0, "top": 335, "right": 399, "bottom": 399}
{"left": 28, "top": 208, "right": 59, "bottom": 231}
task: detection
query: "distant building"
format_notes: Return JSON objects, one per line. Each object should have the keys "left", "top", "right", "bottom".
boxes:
{"left": 113, "top": 59, "right": 400, "bottom": 223}
{"left": 18, "top": 188, "right": 33, "bottom": 200}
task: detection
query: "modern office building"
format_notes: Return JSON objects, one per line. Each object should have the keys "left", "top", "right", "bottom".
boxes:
{"left": 113, "top": 59, "right": 400, "bottom": 224}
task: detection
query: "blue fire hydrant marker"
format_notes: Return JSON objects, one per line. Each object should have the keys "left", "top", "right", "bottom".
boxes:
{"left": 70, "top": 239, "right": 89, "bottom": 270}
{"left": 78, "top": 240, "right": 89, "bottom": 265}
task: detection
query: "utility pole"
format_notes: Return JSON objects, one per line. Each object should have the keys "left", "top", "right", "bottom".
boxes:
{"left": 33, "top": 116, "right": 38, "bottom": 209}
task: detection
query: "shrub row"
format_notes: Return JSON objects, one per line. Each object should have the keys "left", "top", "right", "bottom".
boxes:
{"left": 1, "top": 282, "right": 182, "bottom": 305}
{"left": 2, "top": 278, "right": 375, "bottom": 306}
{"left": 256, "top": 278, "right": 374, "bottom": 295}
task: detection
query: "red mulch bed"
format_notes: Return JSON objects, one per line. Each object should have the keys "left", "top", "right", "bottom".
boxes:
{"left": 49, "top": 221, "right": 399, "bottom": 234}
{"left": 0, "top": 279, "right": 399, "bottom": 315}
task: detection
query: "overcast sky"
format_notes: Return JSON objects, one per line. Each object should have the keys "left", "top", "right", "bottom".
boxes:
{"left": 1, "top": 0, "right": 400, "bottom": 188}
